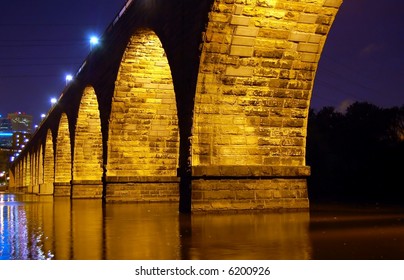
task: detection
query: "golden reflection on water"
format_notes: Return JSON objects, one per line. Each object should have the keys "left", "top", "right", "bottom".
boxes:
{"left": 183, "top": 212, "right": 311, "bottom": 260}
{"left": 2, "top": 193, "right": 404, "bottom": 260}
{"left": 1, "top": 193, "right": 312, "bottom": 260}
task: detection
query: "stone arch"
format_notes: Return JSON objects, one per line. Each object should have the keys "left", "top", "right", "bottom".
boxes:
{"left": 36, "top": 144, "right": 44, "bottom": 194}
{"left": 16, "top": 161, "right": 22, "bottom": 189}
{"left": 105, "top": 28, "right": 180, "bottom": 202}
{"left": 55, "top": 113, "right": 72, "bottom": 197}
{"left": 31, "top": 148, "right": 38, "bottom": 193}
{"left": 24, "top": 154, "right": 31, "bottom": 193}
{"left": 191, "top": 0, "right": 342, "bottom": 211}
{"left": 41, "top": 129, "right": 54, "bottom": 195}
{"left": 72, "top": 86, "right": 103, "bottom": 198}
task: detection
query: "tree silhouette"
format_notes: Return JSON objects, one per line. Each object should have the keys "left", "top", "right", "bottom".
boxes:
{"left": 307, "top": 102, "right": 404, "bottom": 204}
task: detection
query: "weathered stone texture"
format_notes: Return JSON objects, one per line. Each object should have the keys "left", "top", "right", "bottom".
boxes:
{"left": 71, "top": 181, "right": 103, "bottom": 199}
{"left": 191, "top": 0, "right": 341, "bottom": 211}
{"left": 23, "top": 154, "right": 31, "bottom": 191}
{"left": 107, "top": 29, "right": 179, "bottom": 178}
{"left": 54, "top": 182, "right": 71, "bottom": 197}
{"left": 73, "top": 87, "right": 103, "bottom": 182}
{"left": 10, "top": 0, "right": 343, "bottom": 212}
{"left": 192, "top": 178, "right": 309, "bottom": 212}
{"left": 42, "top": 130, "right": 54, "bottom": 195}
{"left": 193, "top": 0, "right": 341, "bottom": 169}
{"left": 55, "top": 113, "right": 72, "bottom": 186}
{"left": 105, "top": 176, "right": 180, "bottom": 203}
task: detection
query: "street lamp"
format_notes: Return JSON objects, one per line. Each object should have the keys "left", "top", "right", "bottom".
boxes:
{"left": 41, "top": 113, "right": 46, "bottom": 119}
{"left": 90, "top": 36, "right": 99, "bottom": 50}
{"left": 65, "top": 74, "right": 73, "bottom": 85}
{"left": 50, "top": 97, "right": 57, "bottom": 105}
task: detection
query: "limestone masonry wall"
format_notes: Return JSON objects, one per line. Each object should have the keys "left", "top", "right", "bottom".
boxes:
{"left": 9, "top": 0, "right": 343, "bottom": 212}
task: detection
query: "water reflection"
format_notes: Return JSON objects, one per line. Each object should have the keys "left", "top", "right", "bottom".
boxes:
{"left": 309, "top": 205, "right": 404, "bottom": 259}
{"left": 182, "top": 212, "right": 311, "bottom": 259}
{"left": 0, "top": 193, "right": 53, "bottom": 260}
{"left": 1, "top": 193, "right": 404, "bottom": 260}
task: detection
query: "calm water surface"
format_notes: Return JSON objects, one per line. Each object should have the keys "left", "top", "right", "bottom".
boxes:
{"left": 1, "top": 192, "right": 404, "bottom": 260}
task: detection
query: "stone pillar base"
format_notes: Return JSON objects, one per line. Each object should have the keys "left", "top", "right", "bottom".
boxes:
{"left": 39, "top": 183, "right": 53, "bottom": 195}
{"left": 32, "top": 184, "right": 39, "bottom": 194}
{"left": 26, "top": 185, "right": 33, "bottom": 193}
{"left": 191, "top": 166, "right": 310, "bottom": 212}
{"left": 54, "top": 182, "right": 71, "bottom": 197}
{"left": 71, "top": 180, "right": 103, "bottom": 199}
{"left": 13, "top": 186, "right": 27, "bottom": 193}
{"left": 105, "top": 176, "right": 180, "bottom": 203}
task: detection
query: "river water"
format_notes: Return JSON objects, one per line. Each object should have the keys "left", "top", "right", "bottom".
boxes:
{"left": 1, "top": 192, "right": 403, "bottom": 260}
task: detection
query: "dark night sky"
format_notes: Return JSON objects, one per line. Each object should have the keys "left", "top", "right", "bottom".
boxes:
{"left": 313, "top": 0, "right": 404, "bottom": 112}
{"left": 0, "top": 0, "right": 403, "bottom": 126}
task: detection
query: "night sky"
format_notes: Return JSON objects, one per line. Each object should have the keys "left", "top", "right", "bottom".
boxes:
{"left": 313, "top": 0, "right": 404, "bottom": 112}
{"left": 0, "top": 0, "right": 403, "bottom": 126}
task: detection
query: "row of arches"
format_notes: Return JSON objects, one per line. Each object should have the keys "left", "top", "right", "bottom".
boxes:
{"left": 9, "top": 0, "right": 343, "bottom": 212}
{"left": 11, "top": 29, "right": 180, "bottom": 202}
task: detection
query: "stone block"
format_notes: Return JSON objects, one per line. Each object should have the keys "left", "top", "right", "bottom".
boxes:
{"left": 298, "top": 13, "right": 318, "bottom": 24}
{"left": 233, "top": 4, "right": 244, "bottom": 15}
{"left": 225, "top": 66, "right": 254, "bottom": 76}
{"left": 298, "top": 43, "right": 319, "bottom": 53}
{"left": 230, "top": 45, "right": 254, "bottom": 57}
{"left": 323, "top": 0, "right": 343, "bottom": 8}
{"left": 300, "top": 53, "right": 319, "bottom": 63}
{"left": 191, "top": 178, "right": 309, "bottom": 212}
{"left": 232, "top": 35, "right": 256, "bottom": 46}
{"left": 231, "top": 15, "right": 250, "bottom": 26}
{"left": 289, "top": 32, "right": 310, "bottom": 42}
{"left": 234, "top": 26, "right": 259, "bottom": 37}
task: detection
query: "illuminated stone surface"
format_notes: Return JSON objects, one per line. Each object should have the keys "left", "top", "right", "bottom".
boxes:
{"left": 41, "top": 129, "right": 54, "bottom": 195}
{"left": 72, "top": 87, "right": 103, "bottom": 198}
{"left": 9, "top": 0, "right": 342, "bottom": 212}
{"left": 54, "top": 113, "right": 72, "bottom": 197}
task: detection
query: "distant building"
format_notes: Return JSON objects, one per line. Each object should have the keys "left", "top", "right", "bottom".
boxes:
{"left": 0, "top": 116, "right": 13, "bottom": 149}
{"left": 8, "top": 112, "right": 33, "bottom": 133}
{"left": 0, "top": 112, "right": 33, "bottom": 165}
{"left": 10, "top": 131, "right": 31, "bottom": 161}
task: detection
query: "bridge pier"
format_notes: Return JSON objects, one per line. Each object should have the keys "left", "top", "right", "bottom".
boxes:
{"left": 39, "top": 183, "right": 53, "bottom": 195}
{"left": 54, "top": 182, "right": 71, "bottom": 197}
{"left": 71, "top": 180, "right": 103, "bottom": 199}
{"left": 191, "top": 166, "right": 310, "bottom": 212}
{"left": 32, "top": 184, "right": 40, "bottom": 194}
{"left": 27, "top": 184, "right": 34, "bottom": 194}
{"left": 104, "top": 176, "right": 180, "bottom": 203}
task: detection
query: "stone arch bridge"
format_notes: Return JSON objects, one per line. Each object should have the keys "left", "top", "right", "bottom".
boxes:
{"left": 9, "top": 0, "right": 343, "bottom": 212}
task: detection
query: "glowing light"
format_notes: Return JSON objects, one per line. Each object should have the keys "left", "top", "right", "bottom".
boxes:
{"left": 41, "top": 114, "right": 46, "bottom": 119}
{"left": 65, "top": 74, "right": 73, "bottom": 85}
{"left": 0, "top": 132, "right": 12, "bottom": 137}
{"left": 50, "top": 97, "right": 57, "bottom": 104}
{"left": 90, "top": 36, "right": 99, "bottom": 45}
